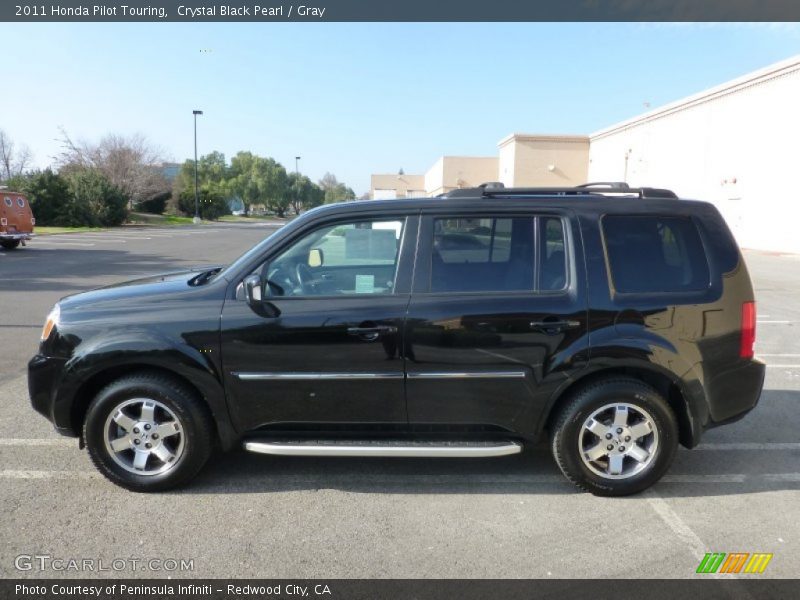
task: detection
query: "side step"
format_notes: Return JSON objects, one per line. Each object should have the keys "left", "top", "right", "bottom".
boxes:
{"left": 243, "top": 439, "right": 523, "bottom": 458}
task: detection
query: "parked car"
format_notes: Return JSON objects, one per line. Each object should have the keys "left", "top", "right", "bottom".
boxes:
{"left": 28, "top": 183, "right": 765, "bottom": 495}
{"left": 0, "top": 189, "right": 35, "bottom": 249}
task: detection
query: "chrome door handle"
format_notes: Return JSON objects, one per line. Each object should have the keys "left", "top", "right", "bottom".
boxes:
{"left": 347, "top": 325, "right": 397, "bottom": 341}
{"left": 529, "top": 320, "right": 580, "bottom": 334}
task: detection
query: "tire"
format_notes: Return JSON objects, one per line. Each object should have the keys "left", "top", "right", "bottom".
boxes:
{"left": 550, "top": 377, "right": 678, "bottom": 497}
{"left": 1, "top": 240, "right": 20, "bottom": 250}
{"left": 83, "top": 371, "right": 214, "bottom": 492}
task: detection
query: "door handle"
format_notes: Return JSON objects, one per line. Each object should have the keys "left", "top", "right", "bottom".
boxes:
{"left": 529, "top": 320, "right": 580, "bottom": 334}
{"left": 347, "top": 325, "right": 397, "bottom": 340}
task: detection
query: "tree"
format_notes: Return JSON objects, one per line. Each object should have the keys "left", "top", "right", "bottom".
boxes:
{"left": 0, "top": 129, "right": 33, "bottom": 182}
{"left": 288, "top": 173, "right": 324, "bottom": 213}
{"left": 67, "top": 169, "right": 128, "bottom": 226}
{"left": 318, "top": 172, "right": 356, "bottom": 204}
{"left": 228, "top": 152, "right": 290, "bottom": 217}
{"left": 173, "top": 151, "right": 229, "bottom": 217}
{"left": 178, "top": 183, "right": 229, "bottom": 220}
{"left": 57, "top": 129, "right": 169, "bottom": 210}
{"left": 11, "top": 170, "right": 71, "bottom": 226}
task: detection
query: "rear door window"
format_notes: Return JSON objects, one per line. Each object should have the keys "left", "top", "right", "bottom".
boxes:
{"left": 430, "top": 216, "right": 568, "bottom": 293}
{"left": 602, "top": 215, "right": 710, "bottom": 293}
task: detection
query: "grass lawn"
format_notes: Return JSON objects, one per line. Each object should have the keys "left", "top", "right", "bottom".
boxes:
{"left": 34, "top": 212, "right": 287, "bottom": 234}
{"left": 35, "top": 226, "right": 106, "bottom": 235}
{"left": 125, "top": 212, "right": 199, "bottom": 226}
{"left": 218, "top": 214, "right": 293, "bottom": 223}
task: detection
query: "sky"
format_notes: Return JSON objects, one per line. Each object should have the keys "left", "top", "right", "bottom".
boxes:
{"left": 2, "top": 22, "right": 799, "bottom": 194}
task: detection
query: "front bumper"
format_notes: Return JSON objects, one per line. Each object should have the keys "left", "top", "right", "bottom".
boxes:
{"left": 28, "top": 354, "right": 75, "bottom": 437}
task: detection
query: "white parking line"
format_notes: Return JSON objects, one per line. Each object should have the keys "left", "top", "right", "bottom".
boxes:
{"left": 0, "top": 470, "right": 100, "bottom": 480}
{"left": 0, "top": 438, "right": 74, "bottom": 446}
{"left": 765, "top": 365, "right": 800, "bottom": 368}
{"left": 759, "top": 354, "right": 800, "bottom": 357}
{"left": 644, "top": 490, "right": 710, "bottom": 565}
{"left": 695, "top": 442, "right": 800, "bottom": 450}
{"left": 758, "top": 320, "right": 793, "bottom": 324}
{"left": 1, "top": 470, "right": 799, "bottom": 485}
{"left": 32, "top": 241, "right": 96, "bottom": 247}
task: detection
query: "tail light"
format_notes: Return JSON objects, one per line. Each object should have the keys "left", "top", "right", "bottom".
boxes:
{"left": 31, "top": 217, "right": 35, "bottom": 225}
{"left": 0, "top": 218, "right": 6, "bottom": 226}
{"left": 740, "top": 301, "right": 756, "bottom": 359}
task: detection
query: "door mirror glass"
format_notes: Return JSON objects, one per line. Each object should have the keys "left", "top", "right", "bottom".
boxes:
{"left": 308, "top": 248, "right": 324, "bottom": 268}
{"left": 243, "top": 274, "right": 264, "bottom": 305}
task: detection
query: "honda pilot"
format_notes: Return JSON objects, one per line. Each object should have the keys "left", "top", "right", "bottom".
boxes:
{"left": 28, "top": 183, "right": 766, "bottom": 496}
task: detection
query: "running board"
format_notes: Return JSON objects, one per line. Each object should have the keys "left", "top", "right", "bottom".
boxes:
{"left": 243, "top": 439, "right": 523, "bottom": 458}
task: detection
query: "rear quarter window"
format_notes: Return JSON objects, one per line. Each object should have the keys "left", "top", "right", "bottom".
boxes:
{"left": 602, "top": 215, "right": 710, "bottom": 293}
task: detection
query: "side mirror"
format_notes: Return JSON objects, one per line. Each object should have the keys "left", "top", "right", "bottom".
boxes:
{"left": 243, "top": 274, "right": 263, "bottom": 305}
{"left": 308, "top": 248, "right": 324, "bottom": 268}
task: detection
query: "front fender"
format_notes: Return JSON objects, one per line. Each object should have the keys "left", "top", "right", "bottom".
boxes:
{"left": 51, "top": 330, "right": 237, "bottom": 450}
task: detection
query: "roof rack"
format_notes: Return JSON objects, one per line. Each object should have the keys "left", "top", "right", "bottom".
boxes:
{"left": 442, "top": 182, "right": 678, "bottom": 199}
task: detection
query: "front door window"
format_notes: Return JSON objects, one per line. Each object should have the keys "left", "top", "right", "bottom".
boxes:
{"left": 265, "top": 219, "right": 405, "bottom": 297}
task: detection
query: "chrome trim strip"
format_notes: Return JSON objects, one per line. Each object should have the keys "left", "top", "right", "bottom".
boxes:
{"left": 407, "top": 371, "right": 527, "bottom": 380}
{"left": 244, "top": 441, "right": 523, "bottom": 458}
{"left": 233, "top": 372, "right": 403, "bottom": 381}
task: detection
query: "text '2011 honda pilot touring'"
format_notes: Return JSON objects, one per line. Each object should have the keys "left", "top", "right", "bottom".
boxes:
{"left": 28, "top": 183, "right": 766, "bottom": 496}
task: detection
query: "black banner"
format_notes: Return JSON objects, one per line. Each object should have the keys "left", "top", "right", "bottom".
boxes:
{"left": 3, "top": 579, "right": 800, "bottom": 600}
{"left": 4, "top": 0, "right": 800, "bottom": 22}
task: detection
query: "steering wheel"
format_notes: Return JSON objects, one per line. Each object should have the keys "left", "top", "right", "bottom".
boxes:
{"left": 295, "top": 262, "right": 315, "bottom": 294}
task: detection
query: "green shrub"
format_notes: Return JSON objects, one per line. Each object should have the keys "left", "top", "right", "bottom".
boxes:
{"left": 67, "top": 169, "right": 128, "bottom": 226}
{"left": 9, "top": 170, "right": 70, "bottom": 226}
{"left": 136, "top": 190, "right": 170, "bottom": 214}
{"left": 178, "top": 185, "right": 230, "bottom": 220}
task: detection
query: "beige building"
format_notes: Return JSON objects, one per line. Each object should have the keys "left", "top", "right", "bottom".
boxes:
{"left": 498, "top": 134, "right": 589, "bottom": 187}
{"left": 370, "top": 173, "right": 426, "bottom": 200}
{"left": 368, "top": 55, "right": 799, "bottom": 252}
{"left": 369, "top": 138, "right": 588, "bottom": 199}
{"left": 424, "top": 156, "right": 499, "bottom": 196}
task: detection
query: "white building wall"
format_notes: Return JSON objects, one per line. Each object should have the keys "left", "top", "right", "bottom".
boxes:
{"left": 498, "top": 140, "right": 516, "bottom": 187}
{"left": 589, "top": 56, "right": 800, "bottom": 253}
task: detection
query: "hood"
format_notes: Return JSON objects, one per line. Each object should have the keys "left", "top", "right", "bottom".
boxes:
{"left": 59, "top": 266, "right": 223, "bottom": 311}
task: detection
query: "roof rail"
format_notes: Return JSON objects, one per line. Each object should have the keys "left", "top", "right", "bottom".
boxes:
{"left": 577, "top": 181, "right": 630, "bottom": 190}
{"left": 441, "top": 182, "right": 678, "bottom": 200}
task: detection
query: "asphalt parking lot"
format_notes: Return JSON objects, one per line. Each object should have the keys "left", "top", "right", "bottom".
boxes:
{"left": 1, "top": 224, "right": 799, "bottom": 579}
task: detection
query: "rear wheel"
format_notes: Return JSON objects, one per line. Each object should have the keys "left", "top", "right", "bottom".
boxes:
{"left": 550, "top": 377, "right": 678, "bottom": 496}
{"left": 83, "top": 372, "right": 213, "bottom": 492}
{"left": 1, "top": 240, "right": 20, "bottom": 250}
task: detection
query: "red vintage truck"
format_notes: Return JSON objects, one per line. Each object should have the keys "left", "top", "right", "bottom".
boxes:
{"left": 0, "top": 188, "right": 35, "bottom": 249}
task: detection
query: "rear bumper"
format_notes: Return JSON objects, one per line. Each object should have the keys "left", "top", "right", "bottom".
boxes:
{"left": 0, "top": 232, "right": 34, "bottom": 241}
{"left": 28, "top": 353, "right": 75, "bottom": 437}
{"left": 705, "top": 358, "right": 766, "bottom": 428}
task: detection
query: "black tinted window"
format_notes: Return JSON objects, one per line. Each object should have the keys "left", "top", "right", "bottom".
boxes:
{"left": 539, "top": 217, "right": 567, "bottom": 291}
{"left": 603, "top": 216, "right": 710, "bottom": 293}
{"left": 432, "top": 217, "right": 534, "bottom": 292}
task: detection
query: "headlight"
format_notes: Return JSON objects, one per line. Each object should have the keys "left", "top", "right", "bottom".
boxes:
{"left": 41, "top": 304, "right": 60, "bottom": 341}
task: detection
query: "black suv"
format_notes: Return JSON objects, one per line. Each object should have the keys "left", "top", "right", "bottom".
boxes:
{"left": 28, "top": 183, "right": 765, "bottom": 496}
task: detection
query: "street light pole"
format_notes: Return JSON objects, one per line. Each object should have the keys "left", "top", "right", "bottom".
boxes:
{"left": 192, "top": 110, "right": 203, "bottom": 224}
{"left": 295, "top": 156, "right": 301, "bottom": 214}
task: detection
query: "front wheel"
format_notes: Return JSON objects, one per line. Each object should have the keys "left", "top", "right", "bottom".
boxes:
{"left": 1, "top": 240, "right": 20, "bottom": 250}
{"left": 83, "top": 372, "right": 214, "bottom": 492}
{"left": 550, "top": 377, "right": 678, "bottom": 496}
